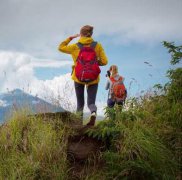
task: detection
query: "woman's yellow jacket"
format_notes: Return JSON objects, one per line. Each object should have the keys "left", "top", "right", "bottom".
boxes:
{"left": 58, "top": 37, "right": 108, "bottom": 85}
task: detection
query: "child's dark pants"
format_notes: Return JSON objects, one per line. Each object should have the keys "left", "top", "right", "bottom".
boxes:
{"left": 107, "top": 98, "right": 123, "bottom": 108}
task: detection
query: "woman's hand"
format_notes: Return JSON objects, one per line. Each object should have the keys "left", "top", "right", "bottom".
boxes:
{"left": 69, "top": 34, "right": 80, "bottom": 40}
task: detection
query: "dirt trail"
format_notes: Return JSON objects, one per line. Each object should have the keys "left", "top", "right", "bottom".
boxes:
{"left": 32, "top": 112, "right": 106, "bottom": 179}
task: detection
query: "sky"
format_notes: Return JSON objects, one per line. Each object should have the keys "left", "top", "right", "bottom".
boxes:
{"left": 0, "top": 0, "right": 182, "bottom": 115}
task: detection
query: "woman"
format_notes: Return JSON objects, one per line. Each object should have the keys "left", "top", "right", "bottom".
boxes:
{"left": 105, "top": 65, "right": 127, "bottom": 108}
{"left": 58, "top": 25, "right": 108, "bottom": 126}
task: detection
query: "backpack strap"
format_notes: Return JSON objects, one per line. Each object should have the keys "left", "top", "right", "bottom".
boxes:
{"left": 76, "top": 42, "right": 84, "bottom": 49}
{"left": 110, "top": 76, "right": 120, "bottom": 83}
{"left": 118, "top": 76, "right": 123, "bottom": 82}
{"left": 110, "top": 77, "right": 116, "bottom": 83}
{"left": 77, "top": 41, "right": 97, "bottom": 49}
{"left": 90, "top": 41, "right": 97, "bottom": 49}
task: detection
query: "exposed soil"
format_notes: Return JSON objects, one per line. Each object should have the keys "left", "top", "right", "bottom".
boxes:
{"left": 30, "top": 112, "right": 106, "bottom": 179}
{"left": 67, "top": 126, "right": 106, "bottom": 179}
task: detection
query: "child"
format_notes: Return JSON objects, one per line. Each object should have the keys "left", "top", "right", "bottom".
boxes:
{"left": 105, "top": 65, "right": 127, "bottom": 108}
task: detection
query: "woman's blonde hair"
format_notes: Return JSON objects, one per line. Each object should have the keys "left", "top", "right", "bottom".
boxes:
{"left": 110, "top": 65, "right": 118, "bottom": 77}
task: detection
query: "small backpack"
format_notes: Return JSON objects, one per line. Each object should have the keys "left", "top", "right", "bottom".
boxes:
{"left": 110, "top": 76, "right": 127, "bottom": 101}
{"left": 75, "top": 42, "right": 101, "bottom": 83}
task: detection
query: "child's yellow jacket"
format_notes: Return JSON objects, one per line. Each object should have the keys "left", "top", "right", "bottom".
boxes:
{"left": 58, "top": 37, "right": 108, "bottom": 85}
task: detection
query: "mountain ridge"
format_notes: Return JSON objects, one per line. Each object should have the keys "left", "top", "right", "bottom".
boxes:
{"left": 0, "top": 89, "right": 65, "bottom": 123}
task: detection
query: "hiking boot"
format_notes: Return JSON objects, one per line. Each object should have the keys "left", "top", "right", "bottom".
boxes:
{"left": 86, "top": 112, "right": 96, "bottom": 126}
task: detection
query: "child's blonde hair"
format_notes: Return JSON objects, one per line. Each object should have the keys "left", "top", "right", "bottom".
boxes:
{"left": 110, "top": 65, "right": 118, "bottom": 77}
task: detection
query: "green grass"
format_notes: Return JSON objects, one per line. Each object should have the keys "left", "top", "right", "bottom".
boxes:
{"left": 0, "top": 111, "right": 70, "bottom": 179}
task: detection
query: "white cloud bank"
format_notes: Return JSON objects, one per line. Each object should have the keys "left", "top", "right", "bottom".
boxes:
{"left": 0, "top": 51, "right": 74, "bottom": 106}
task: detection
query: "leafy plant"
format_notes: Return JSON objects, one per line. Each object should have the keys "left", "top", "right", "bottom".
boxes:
{"left": 163, "top": 41, "right": 182, "bottom": 65}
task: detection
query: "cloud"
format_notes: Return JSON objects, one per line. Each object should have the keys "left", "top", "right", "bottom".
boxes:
{"left": 31, "top": 58, "right": 72, "bottom": 68}
{"left": 30, "top": 73, "right": 77, "bottom": 111}
{"left": 0, "top": 50, "right": 72, "bottom": 95}
{"left": 0, "top": 99, "right": 9, "bottom": 107}
{"left": 0, "top": 0, "right": 181, "bottom": 57}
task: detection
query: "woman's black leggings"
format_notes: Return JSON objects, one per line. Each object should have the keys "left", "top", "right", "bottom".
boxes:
{"left": 74, "top": 82, "right": 98, "bottom": 115}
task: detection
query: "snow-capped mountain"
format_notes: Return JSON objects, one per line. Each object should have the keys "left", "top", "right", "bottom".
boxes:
{"left": 0, "top": 89, "right": 65, "bottom": 123}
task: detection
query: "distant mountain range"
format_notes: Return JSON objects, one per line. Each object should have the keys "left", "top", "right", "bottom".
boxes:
{"left": 0, "top": 89, "right": 64, "bottom": 123}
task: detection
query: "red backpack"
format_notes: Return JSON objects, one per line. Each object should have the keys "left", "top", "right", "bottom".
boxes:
{"left": 75, "top": 42, "right": 101, "bottom": 83}
{"left": 110, "top": 76, "right": 127, "bottom": 101}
